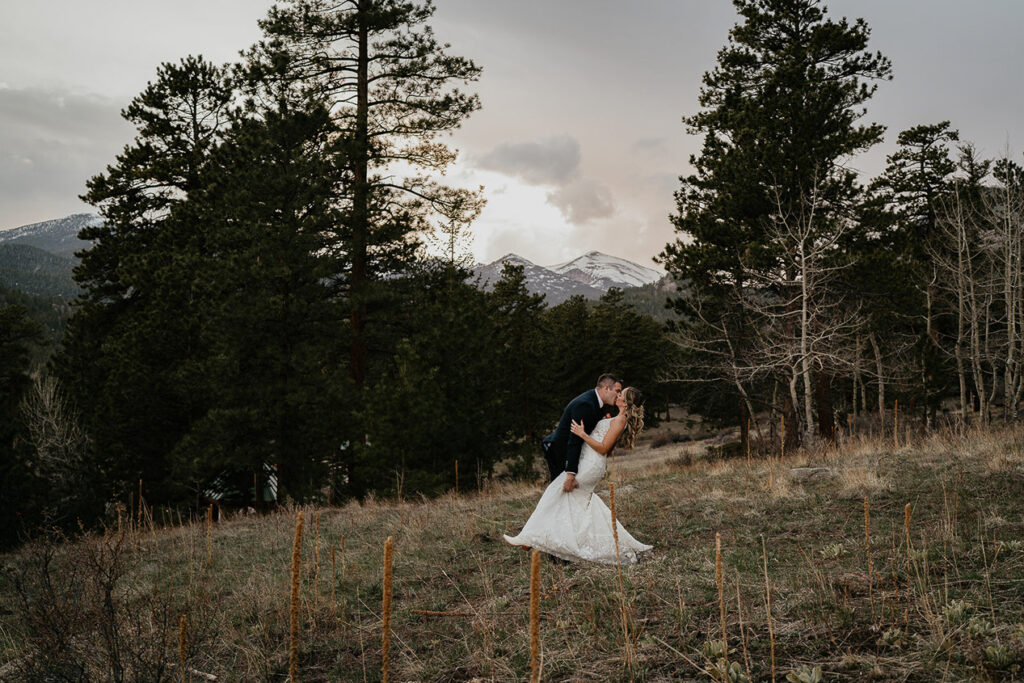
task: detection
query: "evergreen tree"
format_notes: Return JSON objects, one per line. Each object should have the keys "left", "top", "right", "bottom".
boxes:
{"left": 872, "top": 122, "right": 960, "bottom": 254}
{"left": 246, "top": 0, "right": 484, "bottom": 389}
{"left": 867, "top": 122, "right": 960, "bottom": 422}
{"left": 357, "top": 264, "right": 505, "bottom": 495}
{"left": 56, "top": 57, "right": 233, "bottom": 504}
{"left": 0, "top": 305, "right": 44, "bottom": 547}
{"left": 172, "top": 96, "right": 348, "bottom": 503}
{"left": 660, "top": 0, "right": 891, "bottom": 447}
{"left": 489, "top": 264, "right": 550, "bottom": 470}
{"left": 590, "top": 288, "right": 674, "bottom": 421}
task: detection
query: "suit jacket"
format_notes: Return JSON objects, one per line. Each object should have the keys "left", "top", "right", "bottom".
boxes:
{"left": 542, "top": 390, "right": 604, "bottom": 477}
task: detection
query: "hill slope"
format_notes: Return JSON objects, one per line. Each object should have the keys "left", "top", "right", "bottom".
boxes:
{"left": 3, "top": 428, "right": 1023, "bottom": 680}
{"left": 0, "top": 213, "right": 99, "bottom": 259}
{"left": 0, "top": 243, "right": 80, "bottom": 298}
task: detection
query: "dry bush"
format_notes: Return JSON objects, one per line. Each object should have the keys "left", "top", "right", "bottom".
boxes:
{"left": 764, "top": 470, "right": 806, "bottom": 501}
{"left": 19, "top": 374, "right": 90, "bottom": 478}
{"left": 2, "top": 526, "right": 219, "bottom": 681}
{"left": 837, "top": 466, "right": 893, "bottom": 499}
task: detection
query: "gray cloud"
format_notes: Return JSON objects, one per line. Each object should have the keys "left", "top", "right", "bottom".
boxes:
{"left": 471, "top": 135, "right": 617, "bottom": 225}
{"left": 547, "top": 178, "right": 616, "bottom": 225}
{"left": 633, "top": 137, "right": 667, "bottom": 151}
{"left": 0, "top": 86, "right": 130, "bottom": 227}
{"left": 473, "top": 134, "right": 581, "bottom": 185}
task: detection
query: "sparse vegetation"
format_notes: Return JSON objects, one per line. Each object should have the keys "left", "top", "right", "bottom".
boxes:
{"left": 2, "top": 425, "right": 1024, "bottom": 680}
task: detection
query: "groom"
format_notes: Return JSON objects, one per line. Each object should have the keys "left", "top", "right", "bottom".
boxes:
{"left": 542, "top": 374, "right": 622, "bottom": 492}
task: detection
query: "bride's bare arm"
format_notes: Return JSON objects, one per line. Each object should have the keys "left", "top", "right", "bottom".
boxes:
{"left": 569, "top": 417, "right": 625, "bottom": 455}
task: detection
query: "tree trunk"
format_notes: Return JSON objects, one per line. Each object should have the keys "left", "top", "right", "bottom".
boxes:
{"left": 739, "top": 397, "right": 749, "bottom": 458}
{"left": 787, "top": 367, "right": 801, "bottom": 451}
{"left": 955, "top": 231, "right": 967, "bottom": 428}
{"left": 859, "top": 360, "right": 868, "bottom": 420}
{"left": 985, "top": 294, "right": 998, "bottom": 421}
{"left": 964, "top": 214, "right": 988, "bottom": 425}
{"left": 769, "top": 379, "right": 779, "bottom": 452}
{"left": 852, "top": 333, "right": 862, "bottom": 419}
{"left": 349, "top": 0, "right": 370, "bottom": 387}
{"left": 814, "top": 369, "right": 835, "bottom": 443}
{"left": 1003, "top": 187, "right": 1021, "bottom": 422}
{"left": 868, "top": 332, "right": 885, "bottom": 426}
{"left": 799, "top": 240, "right": 817, "bottom": 442}
{"left": 735, "top": 273, "right": 750, "bottom": 457}
{"left": 955, "top": 344, "right": 967, "bottom": 429}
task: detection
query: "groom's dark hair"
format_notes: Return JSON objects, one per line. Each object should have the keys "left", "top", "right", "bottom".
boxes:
{"left": 596, "top": 373, "right": 620, "bottom": 388}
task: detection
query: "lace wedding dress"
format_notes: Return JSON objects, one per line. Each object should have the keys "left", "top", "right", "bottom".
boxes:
{"left": 504, "top": 418, "right": 652, "bottom": 564}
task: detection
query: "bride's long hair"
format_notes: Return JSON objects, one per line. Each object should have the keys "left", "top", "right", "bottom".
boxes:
{"left": 620, "top": 387, "right": 645, "bottom": 449}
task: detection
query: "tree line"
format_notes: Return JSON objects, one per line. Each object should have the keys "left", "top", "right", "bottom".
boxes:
{"left": 4, "top": 0, "right": 1021, "bottom": 547}
{"left": 661, "top": 0, "right": 1024, "bottom": 452}
{"left": 0, "top": 0, "right": 674, "bottom": 548}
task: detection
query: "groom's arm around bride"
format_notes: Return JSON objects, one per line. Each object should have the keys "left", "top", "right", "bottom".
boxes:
{"left": 542, "top": 374, "right": 622, "bottom": 492}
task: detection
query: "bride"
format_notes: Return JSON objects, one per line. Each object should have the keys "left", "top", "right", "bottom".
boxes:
{"left": 504, "top": 387, "right": 652, "bottom": 564}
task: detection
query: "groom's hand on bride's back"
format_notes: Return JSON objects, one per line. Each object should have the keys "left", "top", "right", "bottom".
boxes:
{"left": 562, "top": 473, "right": 579, "bottom": 492}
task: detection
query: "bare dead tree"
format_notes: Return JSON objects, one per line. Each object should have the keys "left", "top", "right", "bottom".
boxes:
{"left": 737, "top": 176, "right": 867, "bottom": 445}
{"left": 930, "top": 186, "right": 974, "bottom": 425}
{"left": 662, "top": 286, "right": 765, "bottom": 443}
{"left": 990, "top": 161, "right": 1024, "bottom": 420}
{"left": 666, "top": 174, "right": 877, "bottom": 449}
{"left": 20, "top": 373, "right": 91, "bottom": 499}
{"left": 930, "top": 153, "right": 1024, "bottom": 425}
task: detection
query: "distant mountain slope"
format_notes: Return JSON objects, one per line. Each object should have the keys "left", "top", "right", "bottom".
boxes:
{"left": 549, "top": 251, "right": 661, "bottom": 290}
{"left": 0, "top": 213, "right": 681, "bottom": 317}
{"left": 472, "top": 251, "right": 663, "bottom": 306}
{"left": 616, "top": 276, "right": 683, "bottom": 322}
{"left": 0, "top": 213, "right": 99, "bottom": 258}
{"left": 471, "top": 254, "right": 604, "bottom": 304}
{"left": 0, "top": 284, "right": 72, "bottom": 364}
{"left": 0, "top": 244, "right": 80, "bottom": 298}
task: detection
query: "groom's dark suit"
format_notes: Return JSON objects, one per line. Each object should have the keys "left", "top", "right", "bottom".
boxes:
{"left": 541, "top": 390, "right": 605, "bottom": 481}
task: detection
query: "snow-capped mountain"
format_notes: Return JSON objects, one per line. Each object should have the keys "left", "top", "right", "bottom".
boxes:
{"left": 0, "top": 213, "right": 667, "bottom": 306}
{"left": 472, "top": 254, "right": 603, "bottom": 304}
{"left": 549, "top": 251, "right": 661, "bottom": 290}
{"left": 472, "top": 251, "right": 662, "bottom": 305}
{"left": 0, "top": 213, "right": 101, "bottom": 258}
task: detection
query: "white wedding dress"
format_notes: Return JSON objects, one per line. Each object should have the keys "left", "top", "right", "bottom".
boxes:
{"left": 504, "top": 418, "right": 652, "bottom": 564}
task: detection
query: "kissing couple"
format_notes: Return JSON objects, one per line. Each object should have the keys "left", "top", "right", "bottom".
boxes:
{"left": 504, "top": 374, "right": 652, "bottom": 564}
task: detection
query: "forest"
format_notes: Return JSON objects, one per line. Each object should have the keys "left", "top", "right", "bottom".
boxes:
{"left": 1, "top": 0, "right": 1022, "bottom": 551}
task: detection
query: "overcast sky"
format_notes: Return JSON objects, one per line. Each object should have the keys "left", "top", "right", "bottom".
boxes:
{"left": 2, "top": 1, "right": 1022, "bottom": 270}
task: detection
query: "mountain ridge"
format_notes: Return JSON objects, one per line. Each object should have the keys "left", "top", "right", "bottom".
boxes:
{"left": 0, "top": 213, "right": 668, "bottom": 307}
{"left": 0, "top": 213, "right": 100, "bottom": 258}
{"left": 472, "top": 251, "right": 662, "bottom": 305}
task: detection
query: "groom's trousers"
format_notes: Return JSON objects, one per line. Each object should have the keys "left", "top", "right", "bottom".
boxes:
{"left": 541, "top": 438, "right": 560, "bottom": 482}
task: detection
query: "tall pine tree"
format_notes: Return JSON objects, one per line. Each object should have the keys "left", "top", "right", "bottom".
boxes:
{"left": 57, "top": 57, "right": 233, "bottom": 504}
{"left": 246, "top": 0, "right": 483, "bottom": 389}
{"left": 661, "top": 0, "right": 891, "bottom": 447}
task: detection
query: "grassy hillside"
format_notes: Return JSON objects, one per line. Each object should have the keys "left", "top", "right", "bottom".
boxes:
{"left": 2, "top": 427, "right": 1024, "bottom": 681}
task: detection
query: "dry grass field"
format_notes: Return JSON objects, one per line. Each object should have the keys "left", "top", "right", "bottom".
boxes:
{"left": 3, "top": 425, "right": 1024, "bottom": 681}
